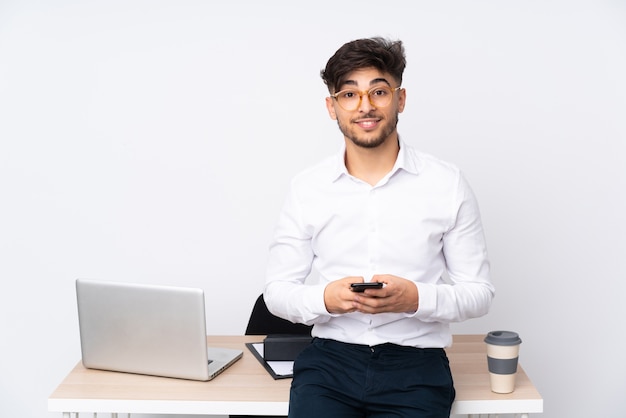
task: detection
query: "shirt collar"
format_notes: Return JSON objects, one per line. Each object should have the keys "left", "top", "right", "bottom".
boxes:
{"left": 394, "top": 137, "right": 420, "bottom": 176}
{"left": 330, "top": 137, "right": 420, "bottom": 183}
{"left": 330, "top": 142, "right": 349, "bottom": 182}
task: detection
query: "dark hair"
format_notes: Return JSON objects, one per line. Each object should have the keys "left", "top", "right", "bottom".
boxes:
{"left": 320, "top": 37, "right": 406, "bottom": 93}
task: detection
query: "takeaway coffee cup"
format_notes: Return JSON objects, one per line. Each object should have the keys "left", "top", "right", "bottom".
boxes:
{"left": 484, "top": 330, "right": 522, "bottom": 393}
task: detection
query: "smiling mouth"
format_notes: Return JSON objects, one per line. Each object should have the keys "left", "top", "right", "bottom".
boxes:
{"left": 355, "top": 118, "right": 380, "bottom": 129}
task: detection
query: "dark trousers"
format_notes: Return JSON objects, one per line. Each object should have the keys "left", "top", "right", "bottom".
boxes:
{"left": 288, "top": 338, "right": 455, "bottom": 418}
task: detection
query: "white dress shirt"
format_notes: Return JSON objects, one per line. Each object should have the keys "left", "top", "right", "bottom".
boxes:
{"left": 264, "top": 139, "right": 494, "bottom": 348}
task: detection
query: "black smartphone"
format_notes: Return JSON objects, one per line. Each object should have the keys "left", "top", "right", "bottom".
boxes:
{"left": 350, "top": 282, "right": 384, "bottom": 292}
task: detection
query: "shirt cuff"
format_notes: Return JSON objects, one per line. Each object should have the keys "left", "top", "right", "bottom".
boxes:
{"left": 308, "top": 283, "right": 339, "bottom": 320}
{"left": 412, "top": 282, "right": 437, "bottom": 319}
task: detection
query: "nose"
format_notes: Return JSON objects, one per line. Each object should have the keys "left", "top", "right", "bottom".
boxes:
{"left": 357, "top": 92, "right": 375, "bottom": 112}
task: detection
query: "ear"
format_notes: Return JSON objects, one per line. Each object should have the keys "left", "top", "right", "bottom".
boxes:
{"left": 325, "top": 96, "right": 338, "bottom": 120}
{"left": 397, "top": 88, "right": 407, "bottom": 113}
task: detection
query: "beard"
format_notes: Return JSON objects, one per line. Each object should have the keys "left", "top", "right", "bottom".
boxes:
{"left": 337, "top": 112, "right": 400, "bottom": 149}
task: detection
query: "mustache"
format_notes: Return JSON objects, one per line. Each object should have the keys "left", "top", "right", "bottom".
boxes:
{"left": 353, "top": 112, "right": 379, "bottom": 121}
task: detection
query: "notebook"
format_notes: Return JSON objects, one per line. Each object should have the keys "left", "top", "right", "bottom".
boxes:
{"left": 75, "top": 278, "right": 243, "bottom": 381}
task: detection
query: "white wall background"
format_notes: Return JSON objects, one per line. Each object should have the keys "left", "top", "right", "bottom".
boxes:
{"left": 1, "top": 1, "right": 625, "bottom": 417}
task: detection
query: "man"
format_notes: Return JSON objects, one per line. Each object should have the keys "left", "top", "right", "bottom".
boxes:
{"left": 264, "top": 37, "right": 495, "bottom": 418}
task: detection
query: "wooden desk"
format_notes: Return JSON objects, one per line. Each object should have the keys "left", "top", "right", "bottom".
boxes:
{"left": 48, "top": 335, "right": 543, "bottom": 417}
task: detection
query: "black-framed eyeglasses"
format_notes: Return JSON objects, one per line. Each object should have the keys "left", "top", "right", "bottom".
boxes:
{"left": 330, "top": 86, "right": 401, "bottom": 111}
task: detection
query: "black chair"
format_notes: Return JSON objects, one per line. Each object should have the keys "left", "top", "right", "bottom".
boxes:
{"left": 230, "top": 294, "right": 312, "bottom": 418}
{"left": 244, "top": 294, "right": 313, "bottom": 336}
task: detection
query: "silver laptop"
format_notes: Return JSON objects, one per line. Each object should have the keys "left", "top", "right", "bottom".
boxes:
{"left": 76, "top": 279, "right": 242, "bottom": 381}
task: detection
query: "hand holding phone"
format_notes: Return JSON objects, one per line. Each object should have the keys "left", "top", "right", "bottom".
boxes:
{"left": 350, "top": 282, "right": 383, "bottom": 292}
